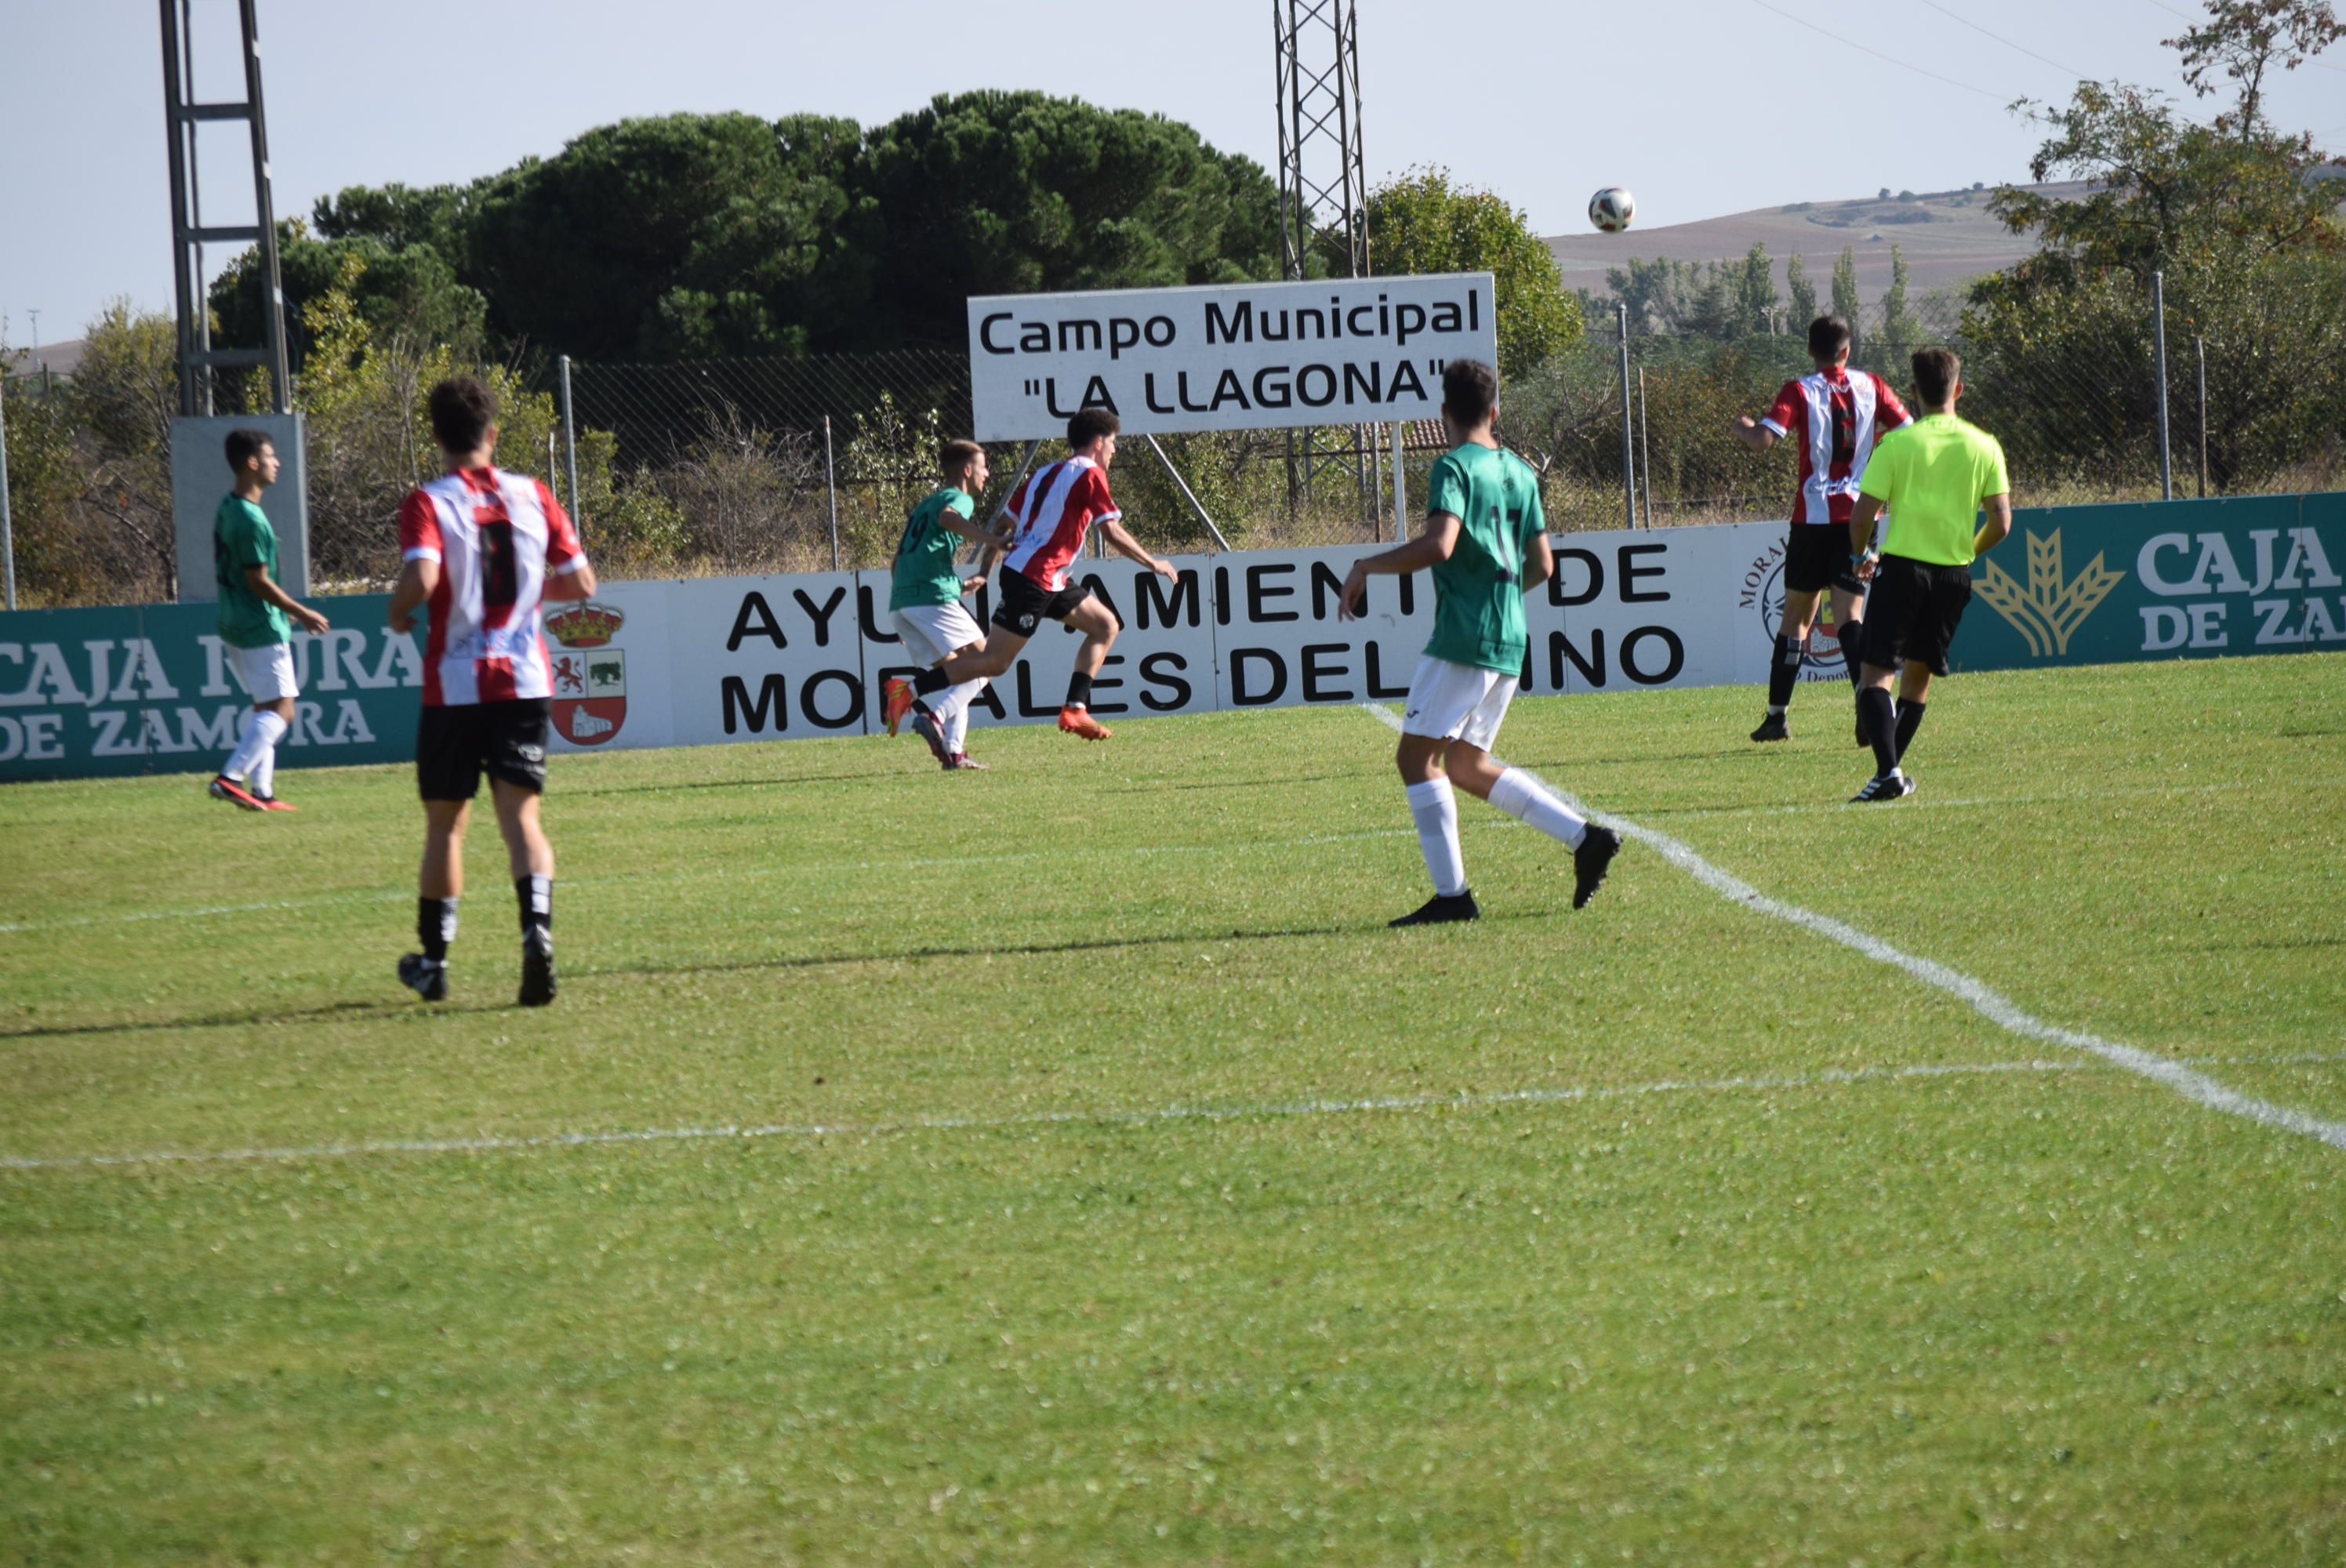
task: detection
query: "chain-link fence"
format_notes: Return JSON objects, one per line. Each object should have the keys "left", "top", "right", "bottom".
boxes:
{"left": 7, "top": 279, "right": 2340, "bottom": 605}
{"left": 562, "top": 285, "right": 2340, "bottom": 576}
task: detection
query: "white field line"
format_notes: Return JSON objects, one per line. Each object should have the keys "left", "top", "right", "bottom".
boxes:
{"left": 1360, "top": 702, "right": 2346, "bottom": 1152}
{"left": 7, "top": 1049, "right": 2343, "bottom": 1174}
{"left": 0, "top": 776, "right": 2310, "bottom": 938}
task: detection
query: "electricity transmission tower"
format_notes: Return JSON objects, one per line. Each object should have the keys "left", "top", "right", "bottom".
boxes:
{"left": 1273, "top": 0, "right": 1379, "bottom": 528}
{"left": 160, "top": 0, "right": 290, "bottom": 416}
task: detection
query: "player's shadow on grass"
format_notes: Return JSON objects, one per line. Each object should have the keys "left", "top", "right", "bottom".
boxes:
{"left": 0, "top": 996, "right": 518, "bottom": 1041}
{"left": 1097, "top": 771, "right": 1362, "bottom": 795}
{"left": 589, "top": 908, "right": 1564, "bottom": 985}
{"left": 3, "top": 916, "right": 1565, "bottom": 1040}
{"left": 567, "top": 767, "right": 918, "bottom": 797}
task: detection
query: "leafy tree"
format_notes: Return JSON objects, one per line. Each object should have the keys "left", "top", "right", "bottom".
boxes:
{"left": 64, "top": 302, "right": 180, "bottom": 594}
{"left": 209, "top": 218, "right": 489, "bottom": 374}
{"left": 454, "top": 111, "right": 869, "bottom": 361}
{"left": 1964, "top": 7, "right": 2346, "bottom": 492}
{"left": 1985, "top": 81, "right": 2340, "bottom": 296}
{"left": 1785, "top": 251, "right": 1818, "bottom": 329}
{"left": 2166, "top": 0, "right": 2343, "bottom": 136}
{"left": 858, "top": 92, "right": 1280, "bottom": 349}
{"left": 1360, "top": 169, "right": 1582, "bottom": 372}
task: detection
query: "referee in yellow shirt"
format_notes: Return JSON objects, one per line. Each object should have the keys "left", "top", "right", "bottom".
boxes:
{"left": 1845, "top": 347, "right": 2012, "bottom": 802}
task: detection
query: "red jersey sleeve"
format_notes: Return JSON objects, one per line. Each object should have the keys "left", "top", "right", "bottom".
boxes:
{"left": 398, "top": 490, "right": 442, "bottom": 562}
{"left": 1872, "top": 374, "right": 1912, "bottom": 432}
{"left": 1082, "top": 466, "right": 1122, "bottom": 526}
{"left": 537, "top": 480, "right": 587, "bottom": 574}
{"left": 1760, "top": 381, "right": 1803, "bottom": 437}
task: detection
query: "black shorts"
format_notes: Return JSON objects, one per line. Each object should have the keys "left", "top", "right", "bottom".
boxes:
{"left": 1785, "top": 524, "right": 1865, "bottom": 595}
{"left": 991, "top": 568, "right": 1094, "bottom": 636}
{"left": 416, "top": 699, "right": 550, "bottom": 801}
{"left": 1857, "top": 556, "right": 1974, "bottom": 676}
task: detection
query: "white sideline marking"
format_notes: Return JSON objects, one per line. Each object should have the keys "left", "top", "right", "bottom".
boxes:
{"left": 1360, "top": 702, "right": 2346, "bottom": 1152}
{"left": 7, "top": 1050, "right": 2341, "bottom": 1174}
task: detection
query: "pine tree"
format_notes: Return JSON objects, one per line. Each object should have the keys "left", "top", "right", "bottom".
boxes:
{"left": 1785, "top": 251, "right": 1818, "bottom": 331}
{"left": 1830, "top": 246, "right": 1861, "bottom": 350}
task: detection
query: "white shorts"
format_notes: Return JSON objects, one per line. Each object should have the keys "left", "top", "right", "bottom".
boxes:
{"left": 891, "top": 601, "right": 985, "bottom": 669}
{"left": 1399, "top": 655, "right": 1516, "bottom": 751}
{"left": 228, "top": 641, "right": 298, "bottom": 703}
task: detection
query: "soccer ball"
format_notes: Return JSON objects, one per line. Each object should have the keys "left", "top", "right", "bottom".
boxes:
{"left": 1589, "top": 187, "right": 1636, "bottom": 233}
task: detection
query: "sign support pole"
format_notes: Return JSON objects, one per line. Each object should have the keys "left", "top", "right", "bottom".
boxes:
{"left": 1391, "top": 422, "right": 1406, "bottom": 542}
{"left": 1617, "top": 302, "right": 1638, "bottom": 531}
{"left": 1143, "top": 434, "right": 1232, "bottom": 551}
{"left": 2152, "top": 270, "right": 2173, "bottom": 501}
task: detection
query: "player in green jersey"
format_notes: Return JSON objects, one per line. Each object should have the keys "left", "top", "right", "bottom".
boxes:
{"left": 209, "top": 428, "right": 329, "bottom": 811}
{"left": 888, "top": 440, "right": 1013, "bottom": 768}
{"left": 1338, "top": 360, "right": 1622, "bottom": 926}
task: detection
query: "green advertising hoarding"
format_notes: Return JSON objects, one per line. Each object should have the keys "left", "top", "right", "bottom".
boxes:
{"left": 1958, "top": 492, "right": 2346, "bottom": 671}
{"left": 0, "top": 595, "right": 419, "bottom": 782}
{"left": 2, "top": 494, "right": 2338, "bottom": 785}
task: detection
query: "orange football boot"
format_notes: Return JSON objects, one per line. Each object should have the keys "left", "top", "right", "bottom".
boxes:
{"left": 881, "top": 677, "right": 917, "bottom": 736}
{"left": 1057, "top": 706, "right": 1111, "bottom": 741}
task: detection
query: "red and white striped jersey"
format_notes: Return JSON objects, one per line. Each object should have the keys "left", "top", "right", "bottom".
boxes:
{"left": 1761, "top": 367, "right": 1911, "bottom": 525}
{"left": 397, "top": 467, "right": 587, "bottom": 706}
{"left": 1001, "top": 457, "right": 1120, "bottom": 591}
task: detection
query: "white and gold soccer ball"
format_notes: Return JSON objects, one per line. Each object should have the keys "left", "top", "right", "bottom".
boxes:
{"left": 1588, "top": 187, "right": 1636, "bottom": 234}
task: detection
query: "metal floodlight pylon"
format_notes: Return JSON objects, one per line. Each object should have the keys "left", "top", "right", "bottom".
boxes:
{"left": 160, "top": 0, "right": 290, "bottom": 416}
{"left": 1273, "top": 0, "right": 1379, "bottom": 528}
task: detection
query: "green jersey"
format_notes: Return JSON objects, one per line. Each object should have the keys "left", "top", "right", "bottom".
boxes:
{"left": 213, "top": 494, "right": 292, "bottom": 649}
{"left": 889, "top": 487, "right": 977, "bottom": 611}
{"left": 1422, "top": 441, "right": 1545, "bottom": 674}
{"left": 1858, "top": 413, "right": 2010, "bottom": 567}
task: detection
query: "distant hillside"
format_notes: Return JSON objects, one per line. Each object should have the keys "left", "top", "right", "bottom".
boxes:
{"left": 1546, "top": 182, "right": 2094, "bottom": 308}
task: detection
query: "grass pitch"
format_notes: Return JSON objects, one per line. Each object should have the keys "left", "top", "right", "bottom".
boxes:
{"left": 3, "top": 654, "right": 2343, "bottom": 1565}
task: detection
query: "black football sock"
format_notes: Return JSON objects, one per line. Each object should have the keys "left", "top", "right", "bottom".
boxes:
{"left": 1767, "top": 634, "right": 1804, "bottom": 710}
{"left": 516, "top": 875, "right": 553, "bottom": 949}
{"left": 912, "top": 666, "right": 950, "bottom": 697}
{"left": 1065, "top": 671, "right": 1095, "bottom": 710}
{"left": 1839, "top": 621, "right": 1865, "bottom": 689}
{"left": 1894, "top": 699, "right": 1927, "bottom": 762}
{"left": 418, "top": 896, "right": 458, "bottom": 962}
{"left": 1858, "top": 687, "right": 1899, "bottom": 778}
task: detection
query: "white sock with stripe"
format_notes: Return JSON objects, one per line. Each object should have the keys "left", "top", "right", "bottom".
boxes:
{"left": 1404, "top": 778, "right": 1468, "bottom": 897}
{"left": 1487, "top": 766, "right": 1589, "bottom": 849}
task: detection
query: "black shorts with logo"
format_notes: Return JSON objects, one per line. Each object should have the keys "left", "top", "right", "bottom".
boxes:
{"left": 416, "top": 698, "right": 550, "bottom": 801}
{"left": 991, "top": 568, "right": 1095, "bottom": 636}
{"left": 1857, "top": 555, "right": 1974, "bottom": 677}
{"left": 1785, "top": 523, "right": 1865, "bottom": 595}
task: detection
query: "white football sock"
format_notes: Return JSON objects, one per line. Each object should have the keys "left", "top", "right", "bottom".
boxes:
{"left": 1404, "top": 778, "right": 1468, "bottom": 897}
{"left": 940, "top": 678, "right": 986, "bottom": 753}
{"left": 1487, "top": 765, "right": 1589, "bottom": 849}
{"left": 250, "top": 732, "right": 278, "bottom": 797}
{"left": 223, "top": 709, "right": 287, "bottom": 782}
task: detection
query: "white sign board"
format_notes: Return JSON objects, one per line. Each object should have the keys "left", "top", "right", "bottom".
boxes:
{"left": 535, "top": 525, "right": 1800, "bottom": 760}
{"left": 967, "top": 274, "right": 1498, "bottom": 441}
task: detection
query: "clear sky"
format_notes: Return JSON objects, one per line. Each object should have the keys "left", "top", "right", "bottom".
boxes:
{"left": 3, "top": 0, "right": 2341, "bottom": 351}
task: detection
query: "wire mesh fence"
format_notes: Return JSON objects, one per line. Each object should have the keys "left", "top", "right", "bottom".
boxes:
{"left": 562, "top": 285, "right": 2338, "bottom": 579}
{"left": 6, "top": 278, "right": 2338, "bottom": 606}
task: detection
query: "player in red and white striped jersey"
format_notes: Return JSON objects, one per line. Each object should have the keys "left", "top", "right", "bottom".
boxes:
{"left": 387, "top": 376, "right": 597, "bottom": 1008}
{"left": 1732, "top": 314, "right": 1911, "bottom": 743}
{"left": 884, "top": 408, "right": 1174, "bottom": 744}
